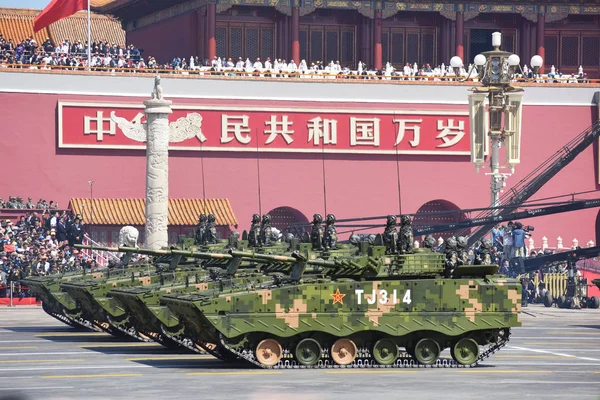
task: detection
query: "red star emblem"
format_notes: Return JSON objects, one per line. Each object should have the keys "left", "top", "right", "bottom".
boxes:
{"left": 330, "top": 288, "right": 345, "bottom": 305}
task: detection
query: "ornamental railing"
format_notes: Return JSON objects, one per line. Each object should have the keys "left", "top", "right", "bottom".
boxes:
{"left": 0, "top": 64, "right": 598, "bottom": 85}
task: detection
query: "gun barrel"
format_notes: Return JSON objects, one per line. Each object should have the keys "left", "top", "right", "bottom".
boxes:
{"left": 171, "top": 249, "right": 233, "bottom": 260}
{"left": 229, "top": 250, "right": 297, "bottom": 263}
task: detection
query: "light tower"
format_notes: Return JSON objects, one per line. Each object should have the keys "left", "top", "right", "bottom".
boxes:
{"left": 453, "top": 32, "right": 543, "bottom": 218}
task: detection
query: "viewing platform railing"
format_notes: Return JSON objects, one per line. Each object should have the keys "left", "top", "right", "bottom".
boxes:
{"left": 1, "top": 63, "right": 599, "bottom": 86}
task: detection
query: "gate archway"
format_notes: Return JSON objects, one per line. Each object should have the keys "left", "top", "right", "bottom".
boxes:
{"left": 413, "top": 199, "right": 467, "bottom": 240}
{"left": 266, "top": 206, "right": 309, "bottom": 237}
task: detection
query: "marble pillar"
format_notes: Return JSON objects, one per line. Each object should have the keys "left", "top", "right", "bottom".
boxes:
{"left": 143, "top": 91, "right": 172, "bottom": 250}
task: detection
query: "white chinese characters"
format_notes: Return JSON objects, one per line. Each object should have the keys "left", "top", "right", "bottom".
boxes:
{"left": 80, "top": 109, "right": 467, "bottom": 151}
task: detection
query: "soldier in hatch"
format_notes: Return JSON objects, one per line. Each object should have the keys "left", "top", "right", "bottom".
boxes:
{"left": 456, "top": 236, "right": 469, "bottom": 266}
{"left": 204, "top": 214, "right": 218, "bottom": 244}
{"left": 248, "top": 214, "right": 261, "bottom": 247}
{"left": 444, "top": 236, "right": 459, "bottom": 277}
{"left": 382, "top": 215, "right": 399, "bottom": 254}
{"left": 259, "top": 214, "right": 272, "bottom": 246}
{"left": 323, "top": 214, "right": 338, "bottom": 250}
{"left": 398, "top": 215, "right": 414, "bottom": 254}
{"left": 474, "top": 238, "right": 493, "bottom": 265}
{"left": 310, "top": 214, "right": 324, "bottom": 250}
{"left": 195, "top": 214, "right": 207, "bottom": 245}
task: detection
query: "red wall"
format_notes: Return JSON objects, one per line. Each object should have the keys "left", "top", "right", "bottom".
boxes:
{"left": 127, "top": 12, "right": 199, "bottom": 64}
{"left": 2, "top": 92, "right": 598, "bottom": 246}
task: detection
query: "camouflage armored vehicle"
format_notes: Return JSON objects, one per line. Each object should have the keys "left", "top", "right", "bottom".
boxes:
{"left": 161, "top": 242, "right": 521, "bottom": 368}
{"left": 21, "top": 271, "right": 108, "bottom": 330}
{"left": 59, "top": 254, "right": 207, "bottom": 340}
{"left": 109, "top": 272, "right": 271, "bottom": 352}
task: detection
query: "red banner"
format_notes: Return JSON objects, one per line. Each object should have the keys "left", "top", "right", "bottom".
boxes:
{"left": 58, "top": 102, "right": 471, "bottom": 155}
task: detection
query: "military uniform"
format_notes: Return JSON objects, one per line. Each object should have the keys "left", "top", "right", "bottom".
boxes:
{"left": 25, "top": 197, "right": 34, "bottom": 209}
{"left": 444, "top": 236, "right": 459, "bottom": 277}
{"left": 323, "top": 214, "right": 337, "bottom": 250}
{"left": 456, "top": 236, "right": 469, "bottom": 266}
{"left": 259, "top": 214, "right": 272, "bottom": 246}
{"left": 204, "top": 214, "right": 218, "bottom": 244}
{"left": 382, "top": 215, "right": 399, "bottom": 254}
{"left": 398, "top": 215, "right": 414, "bottom": 254}
{"left": 310, "top": 214, "right": 324, "bottom": 250}
{"left": 195, "top": 214, "right": 207, "bottom": 245}
{"left": 474, "top": 238, "right": 493, "bottom": 265}
{"left": 248, "top": 214, "right": 261, "bottom": 247}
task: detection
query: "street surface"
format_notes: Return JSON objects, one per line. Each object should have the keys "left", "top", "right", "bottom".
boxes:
{"left": 0, "top": 305, "right": 599, "bottom": 400}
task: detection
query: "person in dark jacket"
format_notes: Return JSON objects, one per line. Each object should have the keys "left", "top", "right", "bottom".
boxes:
{"left": 69, "top": 217, "right": 85, "bottom": 246}
{"left": 56, "top": 217, "right": 68, "bottom": 245}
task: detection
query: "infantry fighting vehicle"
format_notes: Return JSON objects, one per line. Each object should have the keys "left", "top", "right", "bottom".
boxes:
{"left": 21, "top": 271, "right": 108, "bottom": 329}
{"left": 161, "top": 240, "right": 521, "bottom": 369}
{"left": 514, "top": 246, "right": 600, "bottom": 309}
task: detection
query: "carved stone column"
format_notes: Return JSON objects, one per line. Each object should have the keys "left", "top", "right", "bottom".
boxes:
{"left": 536, "top": 9, "right": 545, "bottom": 74}
{"left": 291, "top": 6, "right": 300, "bottom": 64}
{"left": 143, "top": 94, "right": 172, "bottom": 249}
{"left": 373, "top": 9, "right": 382, "bottom": 70}
{"left": 207, "top": 3, "right": 216, "bottom": 62}
{"left": 455, "top": 11, "right": 464, "bottom": 61}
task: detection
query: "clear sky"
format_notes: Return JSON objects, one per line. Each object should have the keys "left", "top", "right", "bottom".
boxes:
{"left": 0, "top": 0, "right": 51, "bottom": 9}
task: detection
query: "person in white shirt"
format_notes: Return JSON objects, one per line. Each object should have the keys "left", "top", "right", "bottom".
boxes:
{"left": 253, "top": 57, "right": 263, "bottom": 69}
{"left": 236, "top": 57, "right": 244, "bottom": 70}
{"left": 288, "top": 60, "right": 298, "bottom": 74}
{"left": 264, "top": 57, "right": 272, "bottom": 70}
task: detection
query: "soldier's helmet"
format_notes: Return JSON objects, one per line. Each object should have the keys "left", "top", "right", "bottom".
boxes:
{"left": 326, "top": 214, "right": 336, "bottom": 224}
{"left": 285, "top": 233, "right": 294, "bottom": 243}
{"left": 349, "top": 234, "right": 360, "bottom": 245}
{"left": 262, "top": 214, "right": 271, "bottom": 224}
{"left": 386, "top": 215, "right": 397, "bottom": 226}
{"left": 252, "top": 214, "right": 260, "bottom": 224}
{"left": 445, "top": 236, "right": 458, "bottom": 250}
{"left": 456, "top": 236, "right": 468, "bottom": 248}
{"left": 400, "top": 215, "right": 412, "bottom": 225}
{"left": 312, "top": 214, "right": 323, "bottom": 224}
{"left": 17, "top": 196, "right": 22, "bottom": 201}
{"left": 28, "top": 197, "right": 32, "bottom": 201}
{"left": 199, "top": 214, "right": 207, "bottom": 222}
{"left": 207, "top": 214, "right": 216, "bottom": 222}
{"left": 423, "top": 235, "right": 436, "bottom": 249}
{"left": 480, "top": 238, "right": 493, "bottom": 249}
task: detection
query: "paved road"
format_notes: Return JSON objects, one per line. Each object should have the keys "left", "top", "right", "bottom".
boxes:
{"left": 0, "top": 305, "right": 599, "bottom": 400}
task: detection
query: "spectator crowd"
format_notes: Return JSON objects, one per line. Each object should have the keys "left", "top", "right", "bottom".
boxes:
{"left": 0, "top": 33, "right": 592, "bottom": 83}
{"left": 0, "top": 209, "right": 89, "bottom": 298}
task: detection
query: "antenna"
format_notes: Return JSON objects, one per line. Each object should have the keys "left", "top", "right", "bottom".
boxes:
{"left": 394, "top": 125, "right": 402, "bottom": 217}
{"left": 255, "top": 128, "right": 263, "bottom": 215}
{"left": 321, "top": 135, "right": 328, "bottom": 216}
{"left": 200, "top": 140, "right": 207, "bottom": 215}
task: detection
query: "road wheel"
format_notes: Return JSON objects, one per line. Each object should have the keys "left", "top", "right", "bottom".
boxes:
{"left": 589, "top": 296, "right": 600, "bottom": 309}
{"left": 557, "top": 295, "right": 567, "bottom": 308}
{"left": 372, "top": 338, "right": 399, "bottom": 365}
{"left": 331, "top": 338, "right": 357, "bottom": 366}
{"left": 451, "top": 338, "right": 480, "bottom": 366}
{"left": 295, "top": 338, "right": 321, "bottom": 366}
{"left": 255, "top": 339, "right": 282, "bottom": 367}
{"left": 543, "top": 293, "right": 553, "bottom": 307}
{"left": 413, "top": 338, "right": 440, "bottom": 366}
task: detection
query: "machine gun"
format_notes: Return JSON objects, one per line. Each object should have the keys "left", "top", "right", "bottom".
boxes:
{"left": 413, "top": 198, "right": 600, "bottom": 236}
{"left": 511, "top": 245, "right": 600, "bottom": 309}
{"left": 230, "top": 245, "right": 498, "bottom": 282}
